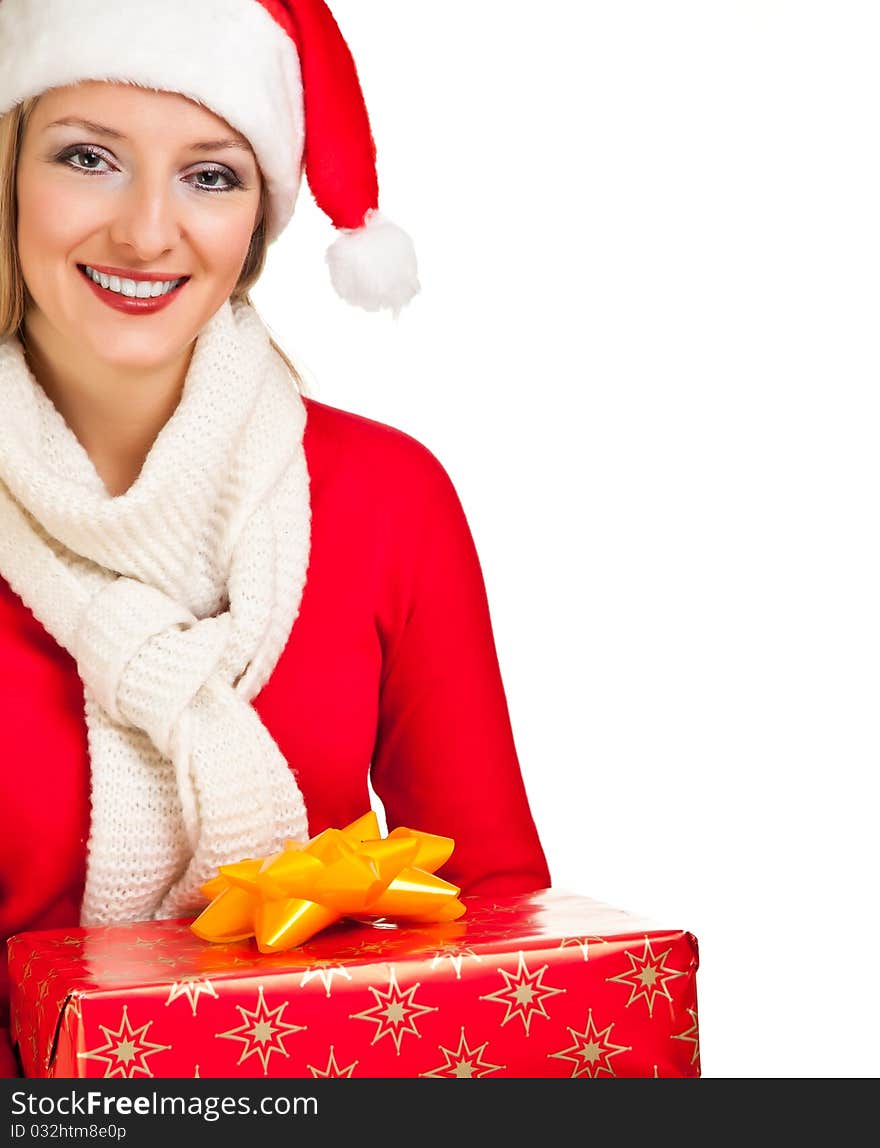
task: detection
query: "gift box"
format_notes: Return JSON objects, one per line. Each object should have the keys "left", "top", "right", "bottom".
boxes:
{"left": 7, "top": 889, "right": 700, "bottom": 1078}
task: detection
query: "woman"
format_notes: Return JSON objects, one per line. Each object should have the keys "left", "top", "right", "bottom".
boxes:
{"left": 0, "top": 0, "right": 550, "bottom": 1076}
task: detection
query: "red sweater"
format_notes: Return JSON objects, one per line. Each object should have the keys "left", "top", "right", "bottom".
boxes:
{"left": 0, "top": 397, "right": 550, "bottom": 1076}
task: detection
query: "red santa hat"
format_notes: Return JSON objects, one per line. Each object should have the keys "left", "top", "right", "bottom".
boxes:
{"left": 0, "top": 0, "right": 419, "bottom": 315}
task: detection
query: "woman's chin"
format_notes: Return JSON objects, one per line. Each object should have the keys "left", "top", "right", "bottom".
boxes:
{"left": 78, "top": 329, "right": 195, "bottom": 375}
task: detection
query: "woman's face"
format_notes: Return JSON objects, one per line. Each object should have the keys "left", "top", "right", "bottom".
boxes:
{"left": 16, "top": 81, "right": 263, "bottom": 372}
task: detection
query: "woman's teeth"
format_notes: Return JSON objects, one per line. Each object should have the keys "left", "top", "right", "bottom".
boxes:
{"left": 82, "top": 266, "right": 185, "bottom": 299}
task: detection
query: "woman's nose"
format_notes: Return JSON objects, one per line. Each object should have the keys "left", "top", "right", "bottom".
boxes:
{"left": 107, "top": 172, "right": 183, "bottom": 259}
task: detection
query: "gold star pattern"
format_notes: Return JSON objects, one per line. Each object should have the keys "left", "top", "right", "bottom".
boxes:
{"left": 164, "top": 975, "right": 219, "bottom": 1016}
{"left": 479, "top": 952, "right": 566, "bottom": 1035}
{"left": 299, "top": 961, "right": 353, "bottom": 997}
{"left": 154, "top": 954, "right": 190, "bottom": 970}
{"left": 31, "top": 1032, "right": 44, "bottom": 1075}
{"left": 216, "top": 986, "right": 307, "bottom": 1074}
{"left": 606, "top": 936, "right": 688, "bottom": 1017}
{"left": 77, "top": 1005, "right": 172, "bottom": 1078}
{"left": 559, "top": 935, "right": 607, "bottom": 961}
{"left": 130, "top": 936, "right": 166, "bottom": 951}
{"left": 34, "top": 975, "right": 55, "bottom": 1019}
{"left": 421, "top": 1027, "right": 505, "bottom": 1078}
{"left": 350, "top": 967, "right": 437, "bottom": 1054}
{"left": 429, "top": 944, "right": 483, "bottom": 980}
{"left": 47, "top": 936, "right": 85, "bottom": 951}
{"left": 197, "top": 948, "right": 257, "bottom": 971}
{"left": 478, "top": 900, "right": 523, "bottom": 915}
{"left": 351, "top": 938, "right": 398, "bottom": 956}
{"left": 308, "top": 1045, "right": 359, "bottom": 1078}
{"left": 671, "top": 1008, "right": 700, "bottom": 1066}
{"left": 17, "top": 951, "right": 41, "bottom": 986}
{"left": 548, "top": 1009, "right": 631, "bottom": 1078}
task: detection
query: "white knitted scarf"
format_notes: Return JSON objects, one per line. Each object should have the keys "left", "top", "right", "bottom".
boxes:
{"left": 0, "top": 297, "right": 311, "bottom": 926}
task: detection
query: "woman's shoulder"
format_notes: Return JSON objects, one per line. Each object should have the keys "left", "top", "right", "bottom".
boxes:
{"left": 302, "top": 396, "right": 456, "bottom": 505}
{"left": 303, "top": 395, "right": 439, "bottom": 462}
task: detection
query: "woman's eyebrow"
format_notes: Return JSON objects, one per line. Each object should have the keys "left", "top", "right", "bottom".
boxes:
{"left": 43, "top": 116, "right": 253, "bottom": 153}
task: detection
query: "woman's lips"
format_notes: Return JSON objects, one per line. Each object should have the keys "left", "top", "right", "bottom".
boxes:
{"left": 77, "top": 265, "right": 189, "bottom": 315}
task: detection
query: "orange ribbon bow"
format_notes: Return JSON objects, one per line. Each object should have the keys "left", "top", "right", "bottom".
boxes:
{"left": 190, "top": 811, "right": 466, "bottom": 953}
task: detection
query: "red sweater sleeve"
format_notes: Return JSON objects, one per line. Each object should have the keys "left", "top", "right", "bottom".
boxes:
{"left": 370, "top": 449, "right": 550, "bottom": 897}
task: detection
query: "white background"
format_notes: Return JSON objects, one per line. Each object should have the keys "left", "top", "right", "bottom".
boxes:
{"left": 253, "top": 2, "right": 879, "bottom": 1078}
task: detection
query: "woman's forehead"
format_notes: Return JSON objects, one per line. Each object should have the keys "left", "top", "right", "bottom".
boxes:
{"left": 33, "top": 80, "right": 251, "bottom": 147}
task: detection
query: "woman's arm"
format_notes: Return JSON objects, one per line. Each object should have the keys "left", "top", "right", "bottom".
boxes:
{"left": 370, "top": 454, "right": 551, "bottom": 897}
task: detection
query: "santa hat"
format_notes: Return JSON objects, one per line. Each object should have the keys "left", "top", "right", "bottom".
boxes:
{"left": 0, "top": 0, "right": 419, "bottom": 315}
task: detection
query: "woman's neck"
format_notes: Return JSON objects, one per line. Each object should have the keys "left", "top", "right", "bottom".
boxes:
{"left": 20, "top": 315, "right": 193, "bottom": 497}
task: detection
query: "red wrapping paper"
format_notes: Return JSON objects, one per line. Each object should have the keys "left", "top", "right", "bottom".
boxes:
{"left": 7, "top": 889, "right": 700, "bottom": 1078}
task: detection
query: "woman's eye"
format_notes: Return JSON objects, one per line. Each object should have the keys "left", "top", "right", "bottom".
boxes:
{"left": 56, "top": 148, "right": 241, "bottom": 193}
{"left": 189, "top": 168, "right": 242, "bottom": 193}
{"left": 61, "top": 146, "right": 110, "bottom": 172}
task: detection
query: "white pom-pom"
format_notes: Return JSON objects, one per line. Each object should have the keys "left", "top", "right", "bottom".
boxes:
{"left": 326, "top": 209, "right": 420, "bottom": 316}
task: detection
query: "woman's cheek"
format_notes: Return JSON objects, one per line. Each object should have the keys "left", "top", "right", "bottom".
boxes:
{"left": 182, "top": 198, "right": 259, "bottom": 261}
{"left": 19, "top": 171, "right": 109, "bottom": 244}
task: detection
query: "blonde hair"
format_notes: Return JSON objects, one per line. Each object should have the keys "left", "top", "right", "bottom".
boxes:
{"left": 0, "top": 95, "right": 307, "bottom": 393}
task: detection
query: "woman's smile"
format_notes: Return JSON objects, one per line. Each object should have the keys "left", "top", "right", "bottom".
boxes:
{"left": 81, "top": 263, "right": 190, "bottom": 296}
{"left": 76, "top": 263, "right": 190, "bottom": 315}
